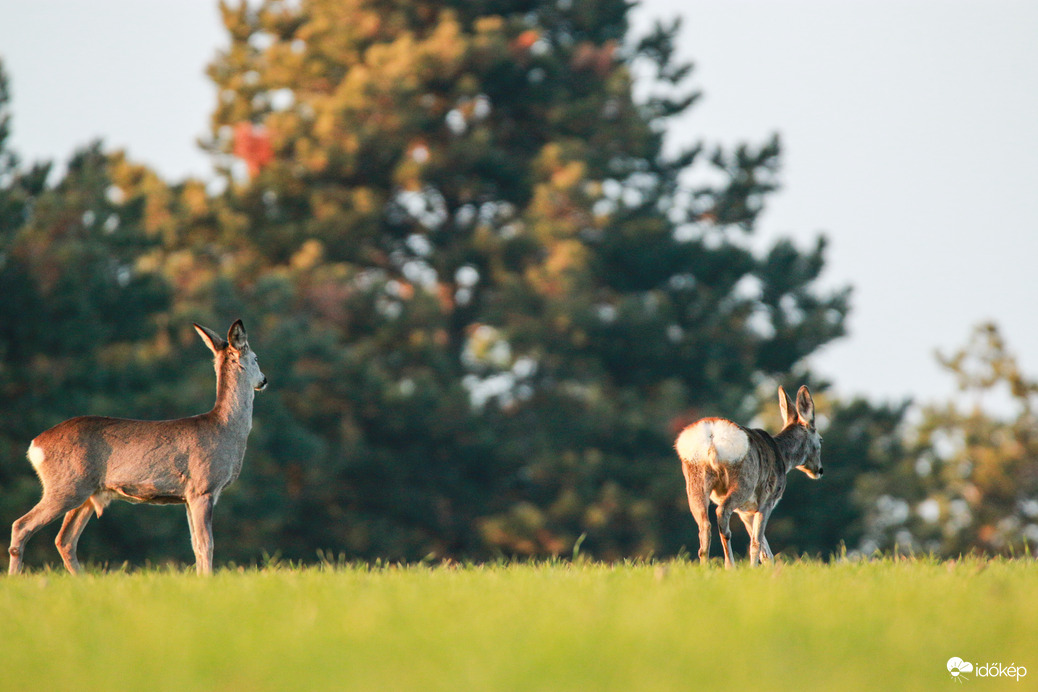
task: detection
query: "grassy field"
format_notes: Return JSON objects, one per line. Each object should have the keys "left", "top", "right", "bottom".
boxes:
{"left": 1, "top": 557, "right": 1035, "bottom": 691}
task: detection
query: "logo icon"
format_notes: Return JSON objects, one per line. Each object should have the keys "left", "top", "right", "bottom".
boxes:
{"left": 948, "top": 657, "right": 974, "bottom": 682}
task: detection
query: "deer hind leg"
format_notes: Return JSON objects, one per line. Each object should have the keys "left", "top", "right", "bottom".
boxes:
{"left": 716, "top": 499, "right": 736, "bottom": 570}
{"left": 9, "top": 491, "right": 87, "bottom": 575}
{"left": 682, "top": 462, "right": 711, "bottom": 565}
{"left": 186, "top": 494, "right": 215, "bottom": 576}
{"left": 55, "top": 500, "right": 96, "bottom": 574}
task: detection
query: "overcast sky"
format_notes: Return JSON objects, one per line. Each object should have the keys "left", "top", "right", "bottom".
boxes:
{"left": 2, "top": 0, "right": 1036, "bottom": 412}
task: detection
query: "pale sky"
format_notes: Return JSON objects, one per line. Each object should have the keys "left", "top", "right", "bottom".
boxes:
{"left": 2, "top": 0, "right": 1037, "bottom": 411}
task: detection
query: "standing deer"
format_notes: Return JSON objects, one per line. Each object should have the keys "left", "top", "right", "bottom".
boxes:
{"left": 8, "top": 320, "right": 267, "bottom": 575}
{"left": 675, "top": 385, "right": 823, "bottom": 568}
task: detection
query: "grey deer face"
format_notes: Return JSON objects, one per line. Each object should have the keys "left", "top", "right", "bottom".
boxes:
{"left": 796, "top": 427, "right": 823, "bottom": 479}
{"left": 780, "top": 385, "right": 824, "bottom": 480}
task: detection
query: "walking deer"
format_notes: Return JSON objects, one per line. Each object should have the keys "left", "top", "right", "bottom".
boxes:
{"left": 675, "top": 386, "right": 823, "bottom": 568}
{"left": 8, "top": 320, "right": 267, "bottom": 575}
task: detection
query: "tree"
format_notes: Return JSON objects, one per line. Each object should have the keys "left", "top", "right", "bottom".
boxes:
{"left": 0, "top": 129, "right": 175, "bottom": 564}
{"left": 855, "top": 323, "right": 1038, "bottom": 557}
{"left": 199, "top": 0, "right": 850, "bottom": 560}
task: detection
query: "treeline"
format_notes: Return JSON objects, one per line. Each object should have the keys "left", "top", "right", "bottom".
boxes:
{"left": 1, "top": 0, "right": 1034, "bottom": 567}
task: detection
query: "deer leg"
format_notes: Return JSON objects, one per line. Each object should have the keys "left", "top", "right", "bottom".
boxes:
{"left": 55, "top": 500, "right": 95, "bottom": 574}
{"left": 9, "top": 492, "right": 84, "bottom": 575}
{"left": 759, "top": 536, "right": 774, "bottom": 562}
{"left": 682, "top": 462, "right": 712, "bottom": 565}
{"left": 186, "top": 494, "right": 215, "bottom": 575}
{"left": 185, "top": 503, "right": 195, "bottom": 543}
{"left": 738, "top": 512, "right": 761, "bottom": 566}
{"left": 716, "top": 500, "right": 736, "bottom": 569}
{"left": 756, "top": 507, "right": 775, "bottom": 563}
{"left": 694, "top": 505, "right": 712, "bottom": 566}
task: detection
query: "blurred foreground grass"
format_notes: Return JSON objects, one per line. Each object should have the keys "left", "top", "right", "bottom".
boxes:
{"left": 1, "top": 557, "right": 1034, "bottom": 691}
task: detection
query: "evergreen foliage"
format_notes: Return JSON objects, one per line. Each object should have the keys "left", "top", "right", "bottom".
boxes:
{"left": 197, "top": 0, "right": 849, "bottom": 560}
{"left": 0, "top": 0, "right": 879, "bottom": 567}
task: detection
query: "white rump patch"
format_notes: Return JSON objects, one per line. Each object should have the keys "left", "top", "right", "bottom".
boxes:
{"left": 27, "top": 441, "right": 45, "bottom": 472}
{"left": 675, "top": 419, "right": 749, "bottom": 466}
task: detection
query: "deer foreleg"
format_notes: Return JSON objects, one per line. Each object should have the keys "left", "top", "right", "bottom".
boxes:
{"left": 756, "top": 507, "right": 775, "bottom": 563}
{"left": 738, "top": 512, "right": 761, "bottom": 566}
{"left": 186, "top": 494, "right": 215, "bottom": 575}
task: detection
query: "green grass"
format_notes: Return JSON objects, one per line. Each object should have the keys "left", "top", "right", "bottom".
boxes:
{"left": 1, "top": 558, "right": 1035, "bottom": 691}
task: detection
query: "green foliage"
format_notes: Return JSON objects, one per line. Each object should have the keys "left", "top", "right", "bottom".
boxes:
{"left": 0, "top": 119, "right": 176, "bottom": 559}
{"left": 0, "top": 0, "right": 858, "bottom": 568}
{"left": 856, "top": 323, "right": 1038, "bottom": 557}
{"left": 192, "top": 0, "right": 851, "bottom": 562}
{"left": 2, "top": 560, "right": 1036, "bottom": 691}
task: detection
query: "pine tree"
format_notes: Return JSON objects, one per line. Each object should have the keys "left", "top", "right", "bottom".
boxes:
{"left": 200, "top": 0, "right": 850, "bottom": 560}
{"left": 0, "top": 122, "right": 175, "bottom": 563}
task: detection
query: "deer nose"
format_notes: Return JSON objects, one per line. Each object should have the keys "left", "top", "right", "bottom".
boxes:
{"left": 256, "top": 377, "right": 268, "bottom": 391}
{"left": 817, "top": 467, "right": 824, "bottom": 477}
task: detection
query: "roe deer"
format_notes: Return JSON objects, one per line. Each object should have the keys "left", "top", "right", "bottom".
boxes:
{"left": 8, "top": 320, "right": 267, "bottom": 575}
{"left": 675, "top": 386, "right": 822, "bottom": 568}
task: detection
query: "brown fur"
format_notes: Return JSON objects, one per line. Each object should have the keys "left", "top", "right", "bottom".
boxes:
{"left": 8, "top": 320, "right": 267, "bottom": 575}
{"left": 676, "top": 386, "right": 823, "bottom": 568}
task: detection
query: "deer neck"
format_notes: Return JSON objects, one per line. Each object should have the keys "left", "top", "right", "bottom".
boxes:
{"left": 210, "top": 358, "right": 254, "bottom": 430}
{"left": 775, "top": 425, "right": 809, "bottom": 474}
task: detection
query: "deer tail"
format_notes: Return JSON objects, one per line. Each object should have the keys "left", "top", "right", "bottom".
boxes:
{"left": 705, "top": 443, "right": 721, "bottom": 472}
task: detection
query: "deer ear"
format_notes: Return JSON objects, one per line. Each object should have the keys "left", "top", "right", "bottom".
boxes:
{"left": 778, "top": 386, "right": 798, "bottom": 427}
{"left": 796, "top": 385, "right": 815, "bottom": 427}
{"left": 194, "top": 323, "right": 227, "bottom": 354}
{"left": 227, "top": 319, "right": 248, "bottom": 351}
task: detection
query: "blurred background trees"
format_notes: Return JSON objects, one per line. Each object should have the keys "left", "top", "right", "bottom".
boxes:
{"left": 1, "top": 0, "right": 1031, "bottom": 567}
{"left": 199, "top": 0, "right": 850, "bottom": 561}
{"left": 855, "top": 323, "right": 1038, "bottom": 557}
